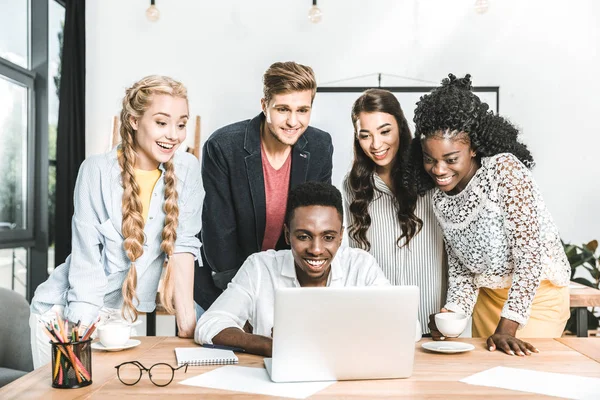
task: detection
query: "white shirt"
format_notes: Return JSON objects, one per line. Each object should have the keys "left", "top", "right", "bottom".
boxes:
{"left": 195, "top": 246, "right": 390, "bottom": 344}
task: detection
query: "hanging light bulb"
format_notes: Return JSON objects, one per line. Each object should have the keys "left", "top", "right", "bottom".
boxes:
{"left": 308, "top": 0, "right": 322, "bottom": 24}
{"left": 474, "top": 0, "right": 490, "bottom": 14}
{"left": 146, "top": 0, "right": 160, "bottom": 22}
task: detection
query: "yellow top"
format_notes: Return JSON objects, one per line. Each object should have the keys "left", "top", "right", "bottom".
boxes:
{"left": 134, "top": 168, "right": 162, "bottom": 222}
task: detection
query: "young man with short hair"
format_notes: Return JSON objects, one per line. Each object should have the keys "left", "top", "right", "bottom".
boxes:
{"left": 195, "top": 62, "right": 334, "bottom": 311}
{"left": 195, "top": 182, "right": 389, "bottom": 356}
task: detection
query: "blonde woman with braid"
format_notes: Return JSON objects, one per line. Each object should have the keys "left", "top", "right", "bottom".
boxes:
{"left": 29, "top": 75, "right": 203, "bottom": 368}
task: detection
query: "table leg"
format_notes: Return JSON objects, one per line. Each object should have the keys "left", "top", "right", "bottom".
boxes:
{"left": 576, "top": 307, "right": 588, "bottom": 337}
{"left": 147, "top": 310, "right": 156, "bottom": 336}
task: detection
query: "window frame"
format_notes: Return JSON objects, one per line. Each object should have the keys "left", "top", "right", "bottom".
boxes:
{"left": 0, "top": 59, "right": 36, "bottom": 246}
{"left": 0, "top": 0, "right": 58, "bottom": 301}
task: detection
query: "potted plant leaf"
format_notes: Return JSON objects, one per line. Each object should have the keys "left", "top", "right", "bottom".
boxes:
{"left": 563, "top": 240, "right": 600, "bottom": 333}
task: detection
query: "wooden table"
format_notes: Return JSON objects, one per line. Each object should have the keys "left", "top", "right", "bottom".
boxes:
{"left": 2, "top": 337, "right": 600, "bottom": 399}
{"left": 570, "top": 281, "right": 600, "bottom": 337}
{"left": 557, "top": 337, "right": 600, "bottom": 363}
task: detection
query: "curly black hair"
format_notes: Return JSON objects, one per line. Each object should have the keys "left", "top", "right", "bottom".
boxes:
{"left": 284, "top": 181, "right": 343, "bottom": 226}
{"left": 347, "top": 89, "right": 422, "bottom": 250}
{"left": 409, "top": 73, "right": 535, "bottom": 195}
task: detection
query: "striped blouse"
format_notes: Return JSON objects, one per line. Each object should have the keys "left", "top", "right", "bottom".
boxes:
{"left": 343, "top": 174, "right": 446, "bottom": 334}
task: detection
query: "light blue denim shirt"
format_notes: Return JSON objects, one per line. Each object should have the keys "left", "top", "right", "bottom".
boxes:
{"left": 31, "top": 147, "right": 203, "bottom": 325}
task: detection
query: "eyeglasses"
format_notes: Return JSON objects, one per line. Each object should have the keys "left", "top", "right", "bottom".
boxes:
{"left": 115, "top": 361, "right": 188, "bottom": 387}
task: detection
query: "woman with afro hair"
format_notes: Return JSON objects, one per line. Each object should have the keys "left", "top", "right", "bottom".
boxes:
{"left": 409, "top": 74, "right": 571, "bottom": 356}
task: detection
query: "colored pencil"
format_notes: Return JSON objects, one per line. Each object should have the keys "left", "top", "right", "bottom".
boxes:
{"left": 82, "top": 320, "right": 99, "bottom": 341}
{"left": 53, "top": 347, "right": 60, "bottom": 379}
{"left": 43, "top": 319, "right": 91, "bottom": 383}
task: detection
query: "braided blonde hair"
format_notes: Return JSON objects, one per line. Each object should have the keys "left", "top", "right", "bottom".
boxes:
{"left": 118, "top": 75, "right": 187, "bottom": 321}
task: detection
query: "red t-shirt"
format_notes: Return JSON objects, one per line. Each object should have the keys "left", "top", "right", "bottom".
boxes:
{"left": 260, "top": 145, "right": 292, "bottom": 251}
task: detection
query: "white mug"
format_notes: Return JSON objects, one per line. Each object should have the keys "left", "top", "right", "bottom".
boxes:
{"left": 97, "top": 322, "right": 131, "bottom": 347}
{"left": 435, "top": 312, "right": 468, "bottom": 338}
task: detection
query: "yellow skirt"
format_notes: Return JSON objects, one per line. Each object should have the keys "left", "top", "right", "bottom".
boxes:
{"left": 472, "top": 280, "right": 570, "bottom": 338}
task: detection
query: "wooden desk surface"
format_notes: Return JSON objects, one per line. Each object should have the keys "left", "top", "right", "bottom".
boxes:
{"left": 569, "top": 281, "right": 600, "bottom": 307}
{"left": 557, "top": 337, "right": 600, "bottom": 363}
{"left": 2, "top": 337, "right": 599, "bottom": 399}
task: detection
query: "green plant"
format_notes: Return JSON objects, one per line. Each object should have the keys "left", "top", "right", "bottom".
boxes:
{"left": 563, "top": 240, "right": 600, "bottom": 332}
{"left": 564, "top": 240, "right": 600, "bottom": 288}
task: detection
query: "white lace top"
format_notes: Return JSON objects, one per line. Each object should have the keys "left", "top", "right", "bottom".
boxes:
{"left": 433, "top": 153, "right": 570, "bottom": 327}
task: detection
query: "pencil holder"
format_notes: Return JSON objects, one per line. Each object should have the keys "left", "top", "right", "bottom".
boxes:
{"left": 50, "top": 339, "right": 93, "bottom": 388}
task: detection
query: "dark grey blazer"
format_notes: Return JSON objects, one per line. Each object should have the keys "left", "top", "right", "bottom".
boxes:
{"left": 196, "top": 113, "right": 333, "bottom": 302}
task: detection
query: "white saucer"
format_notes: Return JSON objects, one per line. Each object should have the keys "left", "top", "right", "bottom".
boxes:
{"left": 421, "top": 341, "right": 475, "bottom": 354}
{"left": 91, "top": 339, "right": 141, "bottom": 352}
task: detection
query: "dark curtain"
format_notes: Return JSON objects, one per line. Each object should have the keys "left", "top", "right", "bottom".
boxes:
{"left": 54, "top": 0, "right": 85, "bottom": 266}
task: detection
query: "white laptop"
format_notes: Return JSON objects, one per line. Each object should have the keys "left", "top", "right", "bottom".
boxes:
{"left": 264, "top": 285, "right": 419, "bottom": 382}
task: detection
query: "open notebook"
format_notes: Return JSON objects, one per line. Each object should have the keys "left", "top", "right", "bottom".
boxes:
{"left": 174, "top": 347, "right": 239, "bottom": 366}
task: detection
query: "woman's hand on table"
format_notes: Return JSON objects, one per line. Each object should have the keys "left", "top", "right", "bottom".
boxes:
{"left": 177, "top": 324, "right": 196, "bottom": 338}
{"left": 487, "top": 317, "right": 539, "bottom": 356}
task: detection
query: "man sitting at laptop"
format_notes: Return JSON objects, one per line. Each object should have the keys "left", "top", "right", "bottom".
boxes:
{"left": 194, "top": 181, "right": 390, "bottom": 356}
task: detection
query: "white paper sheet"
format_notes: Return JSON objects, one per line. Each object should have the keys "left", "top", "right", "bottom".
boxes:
{"left": 460, "top": 366, "right": 600, "bottom": 399}
{"left": 179, "top": 366, "right": 334, "bottom": 399}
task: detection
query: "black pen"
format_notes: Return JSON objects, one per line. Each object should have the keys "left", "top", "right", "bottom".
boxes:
{"left": 202, "top": 343, "right": 246, "bottom": 353}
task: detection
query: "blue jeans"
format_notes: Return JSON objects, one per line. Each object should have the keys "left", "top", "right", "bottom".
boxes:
{"left": 194, "top": 301, "right": 205, "bottom": 320}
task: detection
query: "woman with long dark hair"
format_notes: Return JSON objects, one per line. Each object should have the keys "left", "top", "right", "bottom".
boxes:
{"left": 343, "top": 89, "right": 445, "bottom": 337}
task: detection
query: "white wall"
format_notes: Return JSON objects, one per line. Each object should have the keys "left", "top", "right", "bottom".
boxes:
{"left": 86, "top": 0, "right": 600, "bottom": 244}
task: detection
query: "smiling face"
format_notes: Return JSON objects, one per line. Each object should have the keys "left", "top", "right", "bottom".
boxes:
{"left": 285, "top": 205, "right": 344, "bottom": 287}
{"left": 421, "top": 133, "right": 479, "bottom": 195}
{"left": 355, "top": 111, "right": 400, "bottom": 173}
{"left": 260, "top": 90, "right": 313, "bottom": 147}
{"left": 129, "top": 94, "right": 189, "bottom": 170}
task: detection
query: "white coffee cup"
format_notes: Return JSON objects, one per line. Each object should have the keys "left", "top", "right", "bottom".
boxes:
{"left": 97, "top": 322, "right": 131, "bottom": 348}
{"left": 435, "top": 312, "right": 468, "bottom": 338}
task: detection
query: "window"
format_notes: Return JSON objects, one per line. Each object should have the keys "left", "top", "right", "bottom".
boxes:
{"left": 0, "top": 0, "right": 60, "bottom": 300}
{"left": 0, "top": 0, "right": 29, "bottom": 68}
{"left": 0, "top": 76, "right": 29, "bottom": 232}
{"left": 0, "top": 247, "right": 27, "bottom": 297}
{"left": 0, "top": 62, "right": 34, "bottom": 246}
